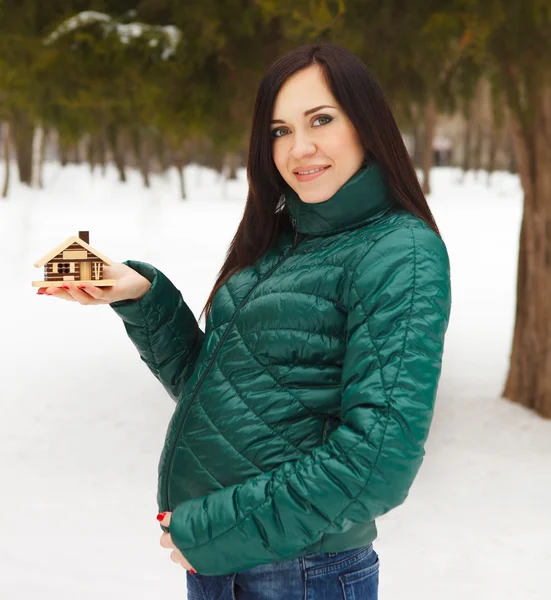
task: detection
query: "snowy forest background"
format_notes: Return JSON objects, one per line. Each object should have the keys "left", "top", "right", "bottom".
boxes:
{"left": 1, "top": 2, "right": 550, "bottom": 599}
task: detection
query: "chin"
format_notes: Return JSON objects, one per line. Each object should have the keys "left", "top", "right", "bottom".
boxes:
{"left": 299, "top": 192, "right": 331, "bottom": 204}
{"left": 299, "top": 183, "right": 340, "bottom": 204}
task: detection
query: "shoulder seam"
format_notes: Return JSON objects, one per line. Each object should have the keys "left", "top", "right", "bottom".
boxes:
{"left": 349, "top": 225, "right": 416, "bottom": 286}
{"left": 348, "top": 227, "right": 418, "bottom": 408}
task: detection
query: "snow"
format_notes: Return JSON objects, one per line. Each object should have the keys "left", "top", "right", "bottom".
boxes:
{"left": 44, "top": 11, "right": 112, "bottom": 44}
{"left": 0, "top": 162, "right": 549, "bottom": 599}
{"left": 45, "top": 11, "right": 181, "bottom": 59}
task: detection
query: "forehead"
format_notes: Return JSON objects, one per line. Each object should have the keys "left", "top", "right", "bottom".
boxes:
{"left": 272, "top": 66, "right": 335, "bottom": 114}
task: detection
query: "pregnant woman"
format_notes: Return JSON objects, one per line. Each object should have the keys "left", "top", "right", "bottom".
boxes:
{"left": 39, "top": 42, "right": 451, "bottom": 600}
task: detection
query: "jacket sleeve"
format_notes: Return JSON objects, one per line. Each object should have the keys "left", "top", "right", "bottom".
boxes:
{"left": 109, "top": 260, "right": 205, "bottom": 402}
{"left": 168, "top": 226, "right": 452, "bottom": 575}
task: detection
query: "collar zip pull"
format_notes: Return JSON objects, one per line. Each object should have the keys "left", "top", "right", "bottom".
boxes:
{"left": 291, "top": 216, "right": 301, "bottom": 248}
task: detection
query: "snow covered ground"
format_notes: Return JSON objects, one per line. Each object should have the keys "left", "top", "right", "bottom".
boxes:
{"left": 0, "top": 162, "right": 549, "bottom": 599}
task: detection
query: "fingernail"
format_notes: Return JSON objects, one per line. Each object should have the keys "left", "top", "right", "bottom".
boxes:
{"left": 61, "top": 285, "right": 69, "bottom": 290}
{"left": 37, "top": 290, "right": 45, "bottom": 295}
{"left": 78, "top": 285, "right": 86, "bottom": 289}
{"left": 189, "top": 569, "right": 196, "bottom": 575}
{"left": 156, "top": 512, "right": 167, "bottom": 522}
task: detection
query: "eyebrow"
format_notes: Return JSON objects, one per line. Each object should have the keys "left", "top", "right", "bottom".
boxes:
{"left": 270, "top": 105, "right": 337, "bottom": 125}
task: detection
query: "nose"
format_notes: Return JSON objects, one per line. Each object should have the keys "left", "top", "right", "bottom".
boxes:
{"left": 290, "top": 130, "right": 316, "bottom": 161}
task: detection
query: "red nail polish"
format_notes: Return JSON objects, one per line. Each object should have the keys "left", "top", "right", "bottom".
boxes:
{"left": 78, "top": 285, "right": 86, "bottom": 289}
{"left": 61, "top": 285, "right": 69, "bottom": 290}
{"left": 37, "top": 290, "right": 45, "bottom": 295}
{"left": 156, "top": 512, "right": 167, "bottom": 522}
{"left": 189, "top": 569, "right": 196, "bottom": 575}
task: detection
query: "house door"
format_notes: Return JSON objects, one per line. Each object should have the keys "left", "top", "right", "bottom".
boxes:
{"left": 80, "top": 262, "right": 91, "bottom": 281}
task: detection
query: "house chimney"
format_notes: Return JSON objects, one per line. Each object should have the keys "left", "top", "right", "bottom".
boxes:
{"left": 78, "top": 231, "right": 89, "bottom": 244}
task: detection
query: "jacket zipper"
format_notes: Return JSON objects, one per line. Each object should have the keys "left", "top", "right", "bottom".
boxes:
{"left": 163, "top": 227, "right": 304, "bottom": 510}
{"left": 321, "top": 418, "right": 330, "bottom": 444}
{"left": 292, "top": 217, "right": 299, "bottom": 248}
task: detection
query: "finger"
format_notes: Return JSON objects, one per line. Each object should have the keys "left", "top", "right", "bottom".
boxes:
{"left": 170, "top": 549, "right": 184, "bottom": 564}
{"left": 59, "top": 282, "right": 103, "bottom": 305}
{"left": 158, "top": 512, "right": 172, "bottom": 527}
{"left": 160, "top": 532, "right": 175, "bottom": 549}
{"left": 44, "top": 287, "right": 76, "bottom": 301}
{"left": 75, "top": 284, "right": 106, "bottom": 301}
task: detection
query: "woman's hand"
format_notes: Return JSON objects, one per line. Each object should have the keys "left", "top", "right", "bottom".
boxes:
{"left": 158, "top": 512, "right": 196, "bottom": 573}
{"left": 36, "top": 262, "right": 151, "bottom": 305}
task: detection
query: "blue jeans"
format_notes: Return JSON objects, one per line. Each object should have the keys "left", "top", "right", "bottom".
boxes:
{"left": 186, "top": 543, "right": 379, "bottom": 599}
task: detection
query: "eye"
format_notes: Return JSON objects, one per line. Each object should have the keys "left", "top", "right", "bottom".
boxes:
{"left": 271, "top": 127, "right": 289, "bottom": 139}
{"left": 313, "top": 115, "right": 333, "bottom": 126}
{"left": 270, "top": 115, "right": 333, "bottom": 139}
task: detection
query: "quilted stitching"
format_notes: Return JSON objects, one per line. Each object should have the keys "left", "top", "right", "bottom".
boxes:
{"left": 246, "top": 289, "right": 346, "bottom": 313}
{"left": 214, "top": 356, "right": 305, "bottom": 455}
{"left": 112, "top": 193, "right": 451, "bottom": 577}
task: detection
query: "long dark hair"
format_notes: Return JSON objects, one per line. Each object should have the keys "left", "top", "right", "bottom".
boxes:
{"left": 200, "top": 42, "right": 440, "bottom": 322}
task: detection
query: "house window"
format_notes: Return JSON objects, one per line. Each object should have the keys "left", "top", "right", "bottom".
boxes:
{"left": 57, "top": 262, "right": 71, "bottom": 274}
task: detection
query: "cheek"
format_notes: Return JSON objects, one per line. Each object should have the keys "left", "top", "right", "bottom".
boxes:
{"left": 327, "top": 129, "right": 359, "bottom": 157}
{"left": 345, "top": 128, "right": 364, "bottom": 158}
{"left": 272, "top": 143, "right": 288, "bottom": 174}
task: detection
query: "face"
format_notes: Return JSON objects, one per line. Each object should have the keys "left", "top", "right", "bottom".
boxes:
{"left": 270, "top": 64, "right": 365, "bottom": 204}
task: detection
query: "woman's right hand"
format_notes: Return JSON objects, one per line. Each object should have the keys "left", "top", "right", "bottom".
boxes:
{"left": 36, "top": 262, "right": 152, "bottom": 305}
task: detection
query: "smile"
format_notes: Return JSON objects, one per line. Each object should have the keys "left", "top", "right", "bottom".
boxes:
{"left": 294, "top": 166, "right": 331, "bottom": 182}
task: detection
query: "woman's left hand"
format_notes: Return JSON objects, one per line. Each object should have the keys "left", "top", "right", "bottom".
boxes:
{"left": 158, "top": 512, "right": 196, "bottom": 573}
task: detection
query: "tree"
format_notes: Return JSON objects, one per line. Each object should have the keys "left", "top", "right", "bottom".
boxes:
{"left": 0, "top": 0, "right": 92, "bottom": 184}
{"left": 259, "top": 0, "right": 468, "bottom": 194}
{"left": 459, "top": 0, "right": 551, "bottom": 417}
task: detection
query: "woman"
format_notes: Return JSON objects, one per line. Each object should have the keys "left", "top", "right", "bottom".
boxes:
{"left": 39, "top": 43, "right": 451, "bottom": 599}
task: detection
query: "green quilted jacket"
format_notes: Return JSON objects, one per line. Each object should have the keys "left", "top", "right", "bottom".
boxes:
{"left": 110, "top": 163, "right": 451, "bottom": 576}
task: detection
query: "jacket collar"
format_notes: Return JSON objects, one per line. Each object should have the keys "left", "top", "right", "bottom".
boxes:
{"left": 284, "top": 161, "right": 395, "bottom": 235}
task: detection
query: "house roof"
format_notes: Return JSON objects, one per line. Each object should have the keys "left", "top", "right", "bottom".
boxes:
{"left": 33, "top": 236, "right": 114, "bottom": 267}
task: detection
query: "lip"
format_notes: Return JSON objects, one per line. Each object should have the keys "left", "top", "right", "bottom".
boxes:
{"left": 293, "top": 164, "right": 331, "bottom": 174}
{"left": 293, "top": 165, "right": 331, "bottom": 182}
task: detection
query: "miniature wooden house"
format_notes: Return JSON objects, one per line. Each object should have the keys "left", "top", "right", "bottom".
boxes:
{"left": 32, "top": 231, "right": 116, "bottom": 288}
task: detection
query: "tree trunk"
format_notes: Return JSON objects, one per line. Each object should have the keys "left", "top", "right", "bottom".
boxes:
{"left": 76, "top": 135, "right": 87, "bottom": 165}
{"left": 138, "top": 133, "right": 151, "bottom": 188}
{"left": 486, "top": 127, "right": 497, "bottom": 185}
{"left": 59, "top": 139, "right": 69, "bottom": 167}
{"left": 472, "top": 123, "right": 483, "bottom": 176}
{"left": 173, "top": 139, "right": 191, "bottom": 200}
{"left": 2, "top": 123, "right": 11, "bottom": 198}
{"left": 89, "top": 134, "right": 106, "bottom": 175}
{"left": 502, "top": 86, "right": 551, "bottom": 418}
{"left": 156, "top": 134, "right": 168, "bottom": 173}
{"left": 174, "top": 157, "right": 186, "bottom": 199}
{"left": 421, "top": 97, "right": 436, "bottom": 195}
{"left": 39, "top": 127, "right": 47, "bottom": 188}
{"left": 225, "top": 151, "right": 239, "bottom": 180}
{"left": 413, "top": 120, "right": 423, "bottom": 168}
{"left": 506, "top": 136, "right": 517, "bottom": 173}
{"left": 99, "top": 131, "right": 107, "bottom": 176}
{"left": 88, "top": 134, "right": 98, "bottom": 174}
{"left": 11, "top": 110, "right": 33, "bottom": 185}
{"left": 462, "top": 116, "right": 473, "bottom": 175}
{"left": 31, "top": 123, "right": 43, "bottom": 189}
{"left": 107, "top": 124, "right": 127, "bottom": 183}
